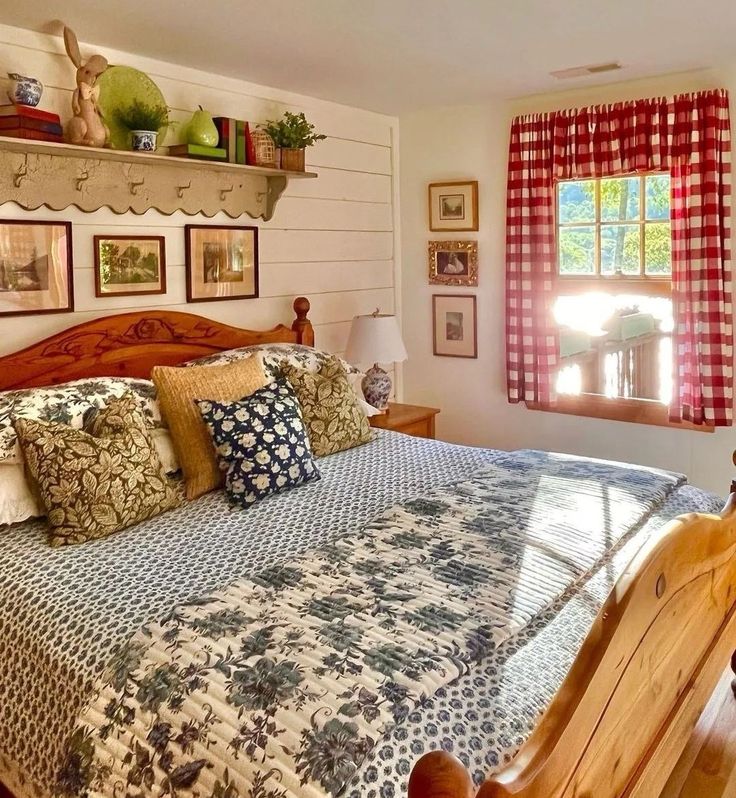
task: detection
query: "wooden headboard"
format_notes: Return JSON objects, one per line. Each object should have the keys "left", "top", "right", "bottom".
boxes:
{"left": 0, "top": 297, "right": 314, "bottom": 391}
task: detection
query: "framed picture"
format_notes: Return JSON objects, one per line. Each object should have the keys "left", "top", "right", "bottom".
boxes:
{"left": 185, "top": 224, "right": 259, "bottom": 303}
{"left": 428, "top": 240, "right": 478, "bottom": 286}
{"left": 0, "top": 220, "right": 73, "bottom": 317}
{"left": 432, "top": 294, "right": 477, "bottom": 358}
{"left": 94, "top": 235, "right": 166, "bottom": 297}
{"left": 428, "top": 180, "right": 478, "bottom": 231}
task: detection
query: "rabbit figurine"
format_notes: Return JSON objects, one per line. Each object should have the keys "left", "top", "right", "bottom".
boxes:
{"left": 63, "top": 26, "right": 109, "bottom": 148}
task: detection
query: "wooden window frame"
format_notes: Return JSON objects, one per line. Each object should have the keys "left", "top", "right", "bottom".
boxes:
{"left": 547, "top": 173, "right": 714, "bottom": 432}
{"left": 557, "top": 173, "right": 671, "bottom": 281}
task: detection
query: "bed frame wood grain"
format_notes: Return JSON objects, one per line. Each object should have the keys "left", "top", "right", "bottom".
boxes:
{"left": 409, "top": 493, "right": 736, "bottom": 798}
{"left": 0, "top": 296, "right": 314, "bottom": 390}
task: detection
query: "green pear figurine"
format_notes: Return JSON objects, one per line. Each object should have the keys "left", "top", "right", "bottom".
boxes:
{"left": 187, "top": 106, "right": 219, "bottom": 147}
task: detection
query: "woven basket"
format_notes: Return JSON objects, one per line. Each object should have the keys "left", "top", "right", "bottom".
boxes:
{"left": 252, "top": 130, "right": 278, "bottom": 168}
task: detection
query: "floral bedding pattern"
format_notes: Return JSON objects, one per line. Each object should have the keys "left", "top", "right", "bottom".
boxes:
{"left": 0, "top": 377, "right": 161, "bottom": 464}
{"left": 58, "top": 451, "right": 683, "bottom": 798}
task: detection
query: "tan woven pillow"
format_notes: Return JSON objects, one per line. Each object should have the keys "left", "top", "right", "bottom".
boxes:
{"left": 152, "top": 358, "right": 267, "bottom": 498}
{"left": 14, "top": 395, "right": 182, "bottom": 547}
{"left": 282, "top": 356, "right": 373, "bottom": 457}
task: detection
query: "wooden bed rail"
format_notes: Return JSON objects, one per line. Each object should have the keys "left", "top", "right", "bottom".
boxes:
{"left": 409, "top": 495, "right": 736, "bottom": 798}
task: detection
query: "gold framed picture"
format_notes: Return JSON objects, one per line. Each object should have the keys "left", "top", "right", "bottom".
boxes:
{"left": 433, "top": 294, "right": 477, "bottom": 358}
{"left": 0, "top": 220, "right": 73, "bottom": 317}
{"left": 94, "top": 235, "right": 166, "bottom": 297}
{"left": 185, "top": 224, "right": 259, "bottom": 303}
{"left": 428, "top": 240, "right": 478, "bottom": 286}
{"left": 428, "top": 180, "right": 478, "bottom": 231}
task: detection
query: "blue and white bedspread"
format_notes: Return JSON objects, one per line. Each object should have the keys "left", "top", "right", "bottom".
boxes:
{"left": 0, "top": 433, "right": 722, "bottom": 798}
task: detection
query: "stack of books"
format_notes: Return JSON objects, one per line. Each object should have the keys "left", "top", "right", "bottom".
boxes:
{"left": 168, "top": 143, "right": 227, "bottom": 161}
{"left": 0, "top": 104, "right": 63, "bottom": 142}
{"left": 213, "top": 117, "right": 256, "bottom": 165}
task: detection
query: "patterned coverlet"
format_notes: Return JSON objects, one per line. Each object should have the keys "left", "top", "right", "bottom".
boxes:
{"left": 58, "top": 451, "right": 685, "bottom": 798}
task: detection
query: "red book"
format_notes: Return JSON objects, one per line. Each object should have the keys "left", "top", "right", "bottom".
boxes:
{"left": 0, "top": 104, "right": 60, "bottom": 124}
{"left": 245, "top": 122, "right": 256, "bottom": 166}
{"left": 0, "top": 129, "right": 64, "bottom": 143}
{"left": 0, "top": 117, "right": 62, "bottom": 135}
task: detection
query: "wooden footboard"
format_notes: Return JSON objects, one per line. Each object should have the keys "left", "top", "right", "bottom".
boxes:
{"left": 409, "top": 496, "right": 736, "bottom": 798}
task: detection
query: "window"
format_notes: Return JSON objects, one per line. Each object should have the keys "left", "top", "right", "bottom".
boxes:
{"left": 552, "top": 173, "right": 681, "bottom": 427}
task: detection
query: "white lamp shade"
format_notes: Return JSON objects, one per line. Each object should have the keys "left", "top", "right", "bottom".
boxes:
{"left": 344, "top": 313, "right": 407, "bottom": 366}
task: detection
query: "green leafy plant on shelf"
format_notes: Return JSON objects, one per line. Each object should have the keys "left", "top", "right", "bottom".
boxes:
{"left": 113, "top": 99, "right": 170, "bottom": 132}
{"left": 261, "top": 111, "right": 326, "bottom": 149}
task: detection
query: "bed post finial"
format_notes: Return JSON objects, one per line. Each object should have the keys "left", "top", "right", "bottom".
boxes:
{"left": 292, "top": 296, "right": 314, "bottom": 347}
{"left": 409, "top": 751, "right": 475, "bottom": 798}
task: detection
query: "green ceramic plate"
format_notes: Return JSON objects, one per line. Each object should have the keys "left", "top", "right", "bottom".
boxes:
{"left": 97, "top": 65, "right": 168, "bottom": 150}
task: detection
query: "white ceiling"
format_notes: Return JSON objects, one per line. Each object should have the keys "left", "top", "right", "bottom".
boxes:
{"left": 3, "top": 0, "right": 736, "bottom": 114}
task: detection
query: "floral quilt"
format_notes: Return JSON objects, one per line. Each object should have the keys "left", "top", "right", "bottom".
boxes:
{"left": 57, "top": 451, "right": 683, "bottom": 798}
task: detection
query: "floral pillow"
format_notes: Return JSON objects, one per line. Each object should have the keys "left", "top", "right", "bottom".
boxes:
{"left": 186, "top": 343, "right": 360, "bottom": 381}
{"left": 14, "top": 394, "right": 182, "bottom": 547}
{"left": 197, "top": 379, "right": 320, "bottom": 509}
{"left": 281, "top": 356, "right": 373, "bottom": 457}
{"left": 0, "top": 377, "right": 161, "bottom": 465}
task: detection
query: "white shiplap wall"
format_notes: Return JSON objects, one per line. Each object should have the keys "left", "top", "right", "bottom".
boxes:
{"left": 0, "top": 24, "right": 400, "bottom": 385}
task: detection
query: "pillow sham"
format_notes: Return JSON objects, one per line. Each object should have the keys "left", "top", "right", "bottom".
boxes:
{"left": 186, "top": 342, "right": 360, "bottom": 379}
{"left": 152, "top": 358, "right": 268, "bottom": 499}
{"left": 281, "top": 356, "right": 373, "bottom": 457}
{"left": 197, "top": 379, "right": 319, "bottom": 508}
{"left": 0, "top": 463, "right": 41, "bottom": 527}
{"left": 14, "top": 395, "right": 182, "bottom": 546}
{"left": 0, "top": 377, "right": 161, "bottom": 465}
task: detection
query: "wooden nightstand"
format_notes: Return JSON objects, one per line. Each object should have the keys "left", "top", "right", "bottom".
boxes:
{"left": 369, "top": 402, "right": 440, "bottom": 440}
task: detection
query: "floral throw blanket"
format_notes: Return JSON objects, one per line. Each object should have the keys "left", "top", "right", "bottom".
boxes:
{"left": 57, "top": 451, "right": 683, "bottom": 798}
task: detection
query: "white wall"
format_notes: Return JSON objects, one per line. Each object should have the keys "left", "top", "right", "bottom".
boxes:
{"left": 400, "top": 69, "right": 736, "bottom": 495}
{"left": 0, "top": 24, "right": 400, "bottom": 385}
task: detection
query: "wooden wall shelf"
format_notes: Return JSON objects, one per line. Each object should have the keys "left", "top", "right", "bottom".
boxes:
{"left": 0, "top": 136, "right": 317, "bottom": 220}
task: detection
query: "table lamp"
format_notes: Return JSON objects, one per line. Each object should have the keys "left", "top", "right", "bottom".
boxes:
{"left": 344, "top": 310, "right": 407, "bottom": 410}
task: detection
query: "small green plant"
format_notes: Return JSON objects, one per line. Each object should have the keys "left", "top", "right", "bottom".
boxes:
{"left": 261, "top": 111, "right": 326, "bottom": 149}
{"left": 114, "top": 99, "right": 169, "bottom": 132}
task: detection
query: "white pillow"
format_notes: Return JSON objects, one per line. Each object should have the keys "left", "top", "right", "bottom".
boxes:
{"left": 0, "top": 463, "right": 41, "bottom": 526}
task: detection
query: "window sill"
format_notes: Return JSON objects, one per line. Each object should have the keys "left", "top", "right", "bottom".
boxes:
{"left": 527, "top": 394, "right": 714, "bottom": 433}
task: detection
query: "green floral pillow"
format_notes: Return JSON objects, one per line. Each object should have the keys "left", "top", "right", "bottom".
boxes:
{"left": 14, "top": 395, "right": 183, "bottom": 547}
{"left": 282, "top": 356, "right": 373, "bottom": 457}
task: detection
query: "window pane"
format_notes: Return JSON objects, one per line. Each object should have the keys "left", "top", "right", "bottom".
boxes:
{"left": 644, "top": 223, "right": 671, "bottom": 275}
{"left": 558, "top": 181, "right": 595, "bottom": 223}
{"left": 601, "top": 225, "right": 640, "bottom": 274}
{"left": 559, "top": 226, "right": 595, "bottom": 274}
{"left": 645, "top": 174, "right": 670, "bottom": 220}
{"left": 601, "top": 177, "right": 640, "bottom": 221}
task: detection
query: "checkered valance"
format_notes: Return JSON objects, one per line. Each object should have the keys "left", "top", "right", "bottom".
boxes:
{"left": 505, "top": 88, "right": 732, "bottom": 426}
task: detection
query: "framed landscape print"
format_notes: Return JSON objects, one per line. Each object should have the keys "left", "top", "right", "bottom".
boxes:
{"left": 94, "top": 235, "right": 166, "bottom": 297}
{"left": 433, "top": 294, "right": 477, "bottom": 358}
{"left": 428, "top": 240, "right": 478, "bottom": 286}
{"left": 0, "top": 220, "right": 73, "bottom": 317}
{"left": 428, "top": 180, "right": 478, "bottom": 231}
{"left": 185, "top": 225, "right": 259, "bottom": 303}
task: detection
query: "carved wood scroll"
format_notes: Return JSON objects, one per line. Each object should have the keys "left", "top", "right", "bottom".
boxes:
{"left": 0, "top": 140, "right": 306, "bottom": 220}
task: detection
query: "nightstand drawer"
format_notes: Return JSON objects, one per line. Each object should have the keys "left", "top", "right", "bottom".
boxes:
{"left": 369, "top": 402, "right": 439, "bottom": 440}
{"left": 400, "top": 419, "right": 434, "bottom": 439}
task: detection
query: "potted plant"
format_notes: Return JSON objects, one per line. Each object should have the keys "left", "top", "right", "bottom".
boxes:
{"left": 261, "top": 111, "right": 326, "bottom": 171}
{"left": 114, "top": 99, "right": 169, "bottom": 152}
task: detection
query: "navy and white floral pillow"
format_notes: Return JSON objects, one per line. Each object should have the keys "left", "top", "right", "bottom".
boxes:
{"left": 196, "top": 380, "right": 320, "bottom": 508}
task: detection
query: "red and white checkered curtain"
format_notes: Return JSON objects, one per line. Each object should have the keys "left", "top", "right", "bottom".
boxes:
{"left": 505, "top": 89, "right": 732, "bottom": 425}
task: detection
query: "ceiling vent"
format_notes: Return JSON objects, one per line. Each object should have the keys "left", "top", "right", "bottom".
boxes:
{"left": 550, "top": 62, "right": 622, "bottom": 79}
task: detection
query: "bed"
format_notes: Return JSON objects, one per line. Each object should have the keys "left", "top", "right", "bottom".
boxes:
{"left": 0, "top": 298, "right": 734, "bottom": 798}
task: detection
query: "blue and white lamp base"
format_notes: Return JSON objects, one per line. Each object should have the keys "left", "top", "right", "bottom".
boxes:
{"left": 362, "top": 363, "right": 392, "bottom": 410}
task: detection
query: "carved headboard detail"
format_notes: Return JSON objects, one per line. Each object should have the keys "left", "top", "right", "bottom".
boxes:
{"left": 0, "top": 296, "right": 314, "bottom": 391}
